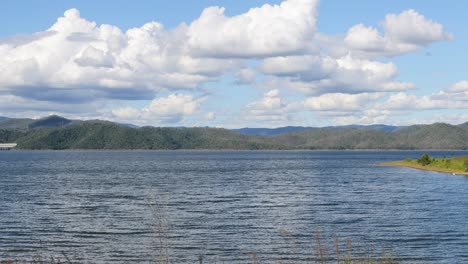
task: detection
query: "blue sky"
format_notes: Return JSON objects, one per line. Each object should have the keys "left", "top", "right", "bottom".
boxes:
{"left": 0, "top": 0, "right": 467, "bottom": 127}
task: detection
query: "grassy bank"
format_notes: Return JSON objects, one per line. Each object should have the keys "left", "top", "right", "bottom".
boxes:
{"left": 382, "top": 154, "right": 468, "bottom": 176}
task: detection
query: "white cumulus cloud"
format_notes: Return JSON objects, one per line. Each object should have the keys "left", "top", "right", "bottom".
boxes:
{"left": 112, "top": 94, "right": 205, "bottom": 124}
{"left": 300, "top": 93, "right": 383, "bottom": 111}
{"left": 187, "top": 0, "right": 319, "bottom": 58}
{"left": 0, "top": 1, "right": 456, "bottom": 126}
{"left": 342, "top": 9, "right": 452, "bottom": 58}
{"left": 447, "top": 80, "right": 468, "bottom": 93}
{"left": 0, "top": 8, "right": 236, "bottom": 104}
{"left": 382, "top": 9, "right": 452, "bottom": 45}
{"left": 380, "top": 85, "right": 468, "bottom": 111}
{"left": 259, "top": 54, "right": 414, "bottom": 95}
{"left": 239, "top": 89, "right": 294, "bottom": 125}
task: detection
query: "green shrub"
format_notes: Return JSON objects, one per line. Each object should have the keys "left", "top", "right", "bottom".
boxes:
{"left": 417, "top": 154, "right": 432, "bottom": 166}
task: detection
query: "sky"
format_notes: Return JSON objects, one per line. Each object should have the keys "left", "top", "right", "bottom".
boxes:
{"left": 0, "top": 0, "right": 467, "bottom": 128}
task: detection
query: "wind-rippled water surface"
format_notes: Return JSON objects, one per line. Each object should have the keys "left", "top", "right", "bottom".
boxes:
{"left": 0, "top": 150, "right": 467, "bottom": 263}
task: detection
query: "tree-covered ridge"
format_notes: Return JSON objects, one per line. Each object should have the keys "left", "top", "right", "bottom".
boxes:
{"left": 0, "top": 121, "right": 275, "bottom": 150}
{"left": 0, "top": 117, "right": 468, "bottom": 150}
{"left": 273, "top": 123, "right": 468, "bottom": 149}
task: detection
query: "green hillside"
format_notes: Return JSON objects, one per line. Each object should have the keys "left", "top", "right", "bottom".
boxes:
{"left": 272, "top": 124, "right": 468, "bottom": 149}
{"left": 1, "top": 117, "right": 468, "bottom": 150}
{"left": 0, "top": 121, "right": 275, "bottom": 150}
{"left": 0, "top": 118, "right": 35, "bottom": 130}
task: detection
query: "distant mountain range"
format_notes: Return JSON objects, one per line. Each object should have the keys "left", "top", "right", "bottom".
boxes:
{"left": 0, "top": 115, "right": 131, "bottom": 130}
{"left": 0, "top": 115, "right": 467, "bottom": 150}
{"left": 233, "top": 124, "right": 401, "bottom": 136}
{"left": 0, "top": 115, "right": 73, "bottom": 130}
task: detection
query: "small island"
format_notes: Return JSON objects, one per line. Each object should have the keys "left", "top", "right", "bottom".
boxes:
{"left": 382, "top": 154, "right": 468, "bottom": 176}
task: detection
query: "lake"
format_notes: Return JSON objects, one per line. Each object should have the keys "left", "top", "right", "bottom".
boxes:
{"left": 0, "top": 150, "right": 467, "bottom": 263}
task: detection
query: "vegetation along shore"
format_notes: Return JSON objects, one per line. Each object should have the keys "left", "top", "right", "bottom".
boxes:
{"left": 382, "top": 154, "right": 468, "bottom": 176}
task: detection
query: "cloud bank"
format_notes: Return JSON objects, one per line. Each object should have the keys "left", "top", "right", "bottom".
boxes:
{"left": 0, "top": 0, "right": 460, "bottom": 126}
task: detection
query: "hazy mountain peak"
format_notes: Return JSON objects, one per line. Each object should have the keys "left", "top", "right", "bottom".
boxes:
{"left": 28, "top": 115, "right": 72, "bottom": 129}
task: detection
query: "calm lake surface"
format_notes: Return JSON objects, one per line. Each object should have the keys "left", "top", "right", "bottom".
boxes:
{"left": 0, "top": 150, "right": 467, "bottom": 263}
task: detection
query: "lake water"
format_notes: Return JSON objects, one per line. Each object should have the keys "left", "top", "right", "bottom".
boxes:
{"left": 0, "top": 150, "right": 467, "bottom": 263}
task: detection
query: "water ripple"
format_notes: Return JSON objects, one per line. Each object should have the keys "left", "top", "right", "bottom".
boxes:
{"left": 0, "top": 150, "right": 467, "bottom": 263}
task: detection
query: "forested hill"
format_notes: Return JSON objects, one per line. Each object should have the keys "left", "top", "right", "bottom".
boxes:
{"left": 273, "top": 122, "right": 468, "bottom": 149}
{"left": 0, "top": 120, "right": 273, "bottom": 150}
{"left": 234, "top": 124, "right": 400, "bottom": 135}
{"left": 0, "top": 116, "right": 468, "bottom": 150}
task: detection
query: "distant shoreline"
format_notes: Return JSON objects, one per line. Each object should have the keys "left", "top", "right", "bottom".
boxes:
{"left": 4, "top": 148, "right": 468, "bottom": 151}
